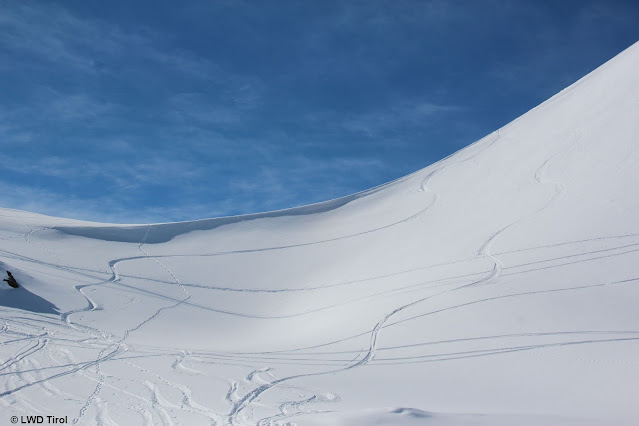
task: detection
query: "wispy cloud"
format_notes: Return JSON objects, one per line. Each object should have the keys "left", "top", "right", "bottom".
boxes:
{"left": 0, "top": 151, "right": 387, "bottom": 224}
{"left": 1, "top": 1, "right": 635, "bottom": 223}
{"left": 225, "top": 154, "right": 389, "bottom": 214}
{"left": 0, "top": 2, "right": 273, "bottom": 221}
{"left": 0, "top": 3, "right": 205, "bottom": 79}
{"left": 341, "top": 101, "right": 460, "bottom": 137}
{"left": 0, "top": 2, "right": 263, "bottom": 114}
{"left": 169, "top": 93, "right": 247, "bottom": 127}
{"left": 0, "top": 180, "right": 226, "bottom": 224}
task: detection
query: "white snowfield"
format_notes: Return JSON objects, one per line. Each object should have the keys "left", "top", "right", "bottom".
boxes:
{"left": 2, "top": 42, "right": 639, "bottom": 426}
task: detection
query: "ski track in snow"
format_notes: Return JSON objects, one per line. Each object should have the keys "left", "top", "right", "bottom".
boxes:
{"left": 220, "top": 128, "right": 617, "bottom": 425}
{"left": 1, "top": 127, "right": 639, "bottom": 425}
{"left": 223, "top": 133, "right": 502, "bottom": 425}
{"left": 73, "top": 225, "right": 195, "bottom": 424}
{"left": 221, "top": 131, "right": 514, "bottom": 424}
{"left": 1, "top": 221, "right": 204, "bottom": 423}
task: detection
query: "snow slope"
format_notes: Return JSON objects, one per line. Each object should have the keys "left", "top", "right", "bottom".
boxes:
{"left": 1, "top": 41, "right": 639, "bottom": 425}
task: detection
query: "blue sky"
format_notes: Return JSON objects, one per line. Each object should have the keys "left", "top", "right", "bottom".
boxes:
{"left": 1, "top": 1, "right": 638, "bottom": 223}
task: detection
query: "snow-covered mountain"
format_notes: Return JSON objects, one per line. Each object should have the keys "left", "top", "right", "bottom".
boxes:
{"left": 2, "top": 41, "right": 639, "bottom": 426}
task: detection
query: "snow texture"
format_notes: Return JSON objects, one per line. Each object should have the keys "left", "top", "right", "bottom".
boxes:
{"left": 1, "top": 42, "right": 639, "bottom": 425}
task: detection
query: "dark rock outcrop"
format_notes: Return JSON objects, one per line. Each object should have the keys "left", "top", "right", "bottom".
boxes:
{"left": 3, "top": 270, "right": 19, "bottom": 288}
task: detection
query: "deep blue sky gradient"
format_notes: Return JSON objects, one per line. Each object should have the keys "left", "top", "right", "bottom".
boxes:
{"left": 1, "top": 1, "right": 638, "bottom": 223}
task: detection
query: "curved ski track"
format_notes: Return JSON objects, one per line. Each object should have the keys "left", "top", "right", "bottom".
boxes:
{"left": 2, "top": 131, "right": 639, "bottom": 424}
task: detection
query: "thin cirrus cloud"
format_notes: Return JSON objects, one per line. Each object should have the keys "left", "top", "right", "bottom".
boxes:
{"left": 0, "top": 1, "right": 638, "bottom": 223}
{"left": 341, "top": 102, "right": 460, "bottom": 138}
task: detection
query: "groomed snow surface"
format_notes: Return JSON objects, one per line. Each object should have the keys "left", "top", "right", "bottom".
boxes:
{"left": 2, "top": 42, "right": 639, "bottom": 425}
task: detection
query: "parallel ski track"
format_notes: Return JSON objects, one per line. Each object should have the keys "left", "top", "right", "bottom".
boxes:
{"left": 3, "top": 130, "right": 639, "bottom": 424}
{"left": 224, "top": 131, "right": 503, "bottom": 424}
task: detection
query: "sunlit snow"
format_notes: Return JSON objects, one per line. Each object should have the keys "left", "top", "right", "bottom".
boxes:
{"left": 1, "top": 42, "right": 639, "bottom": 425}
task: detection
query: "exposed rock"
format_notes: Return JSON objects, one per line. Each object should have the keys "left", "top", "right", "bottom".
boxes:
{"left": 3, "top": 270, "right": 19, "bottom": 288}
